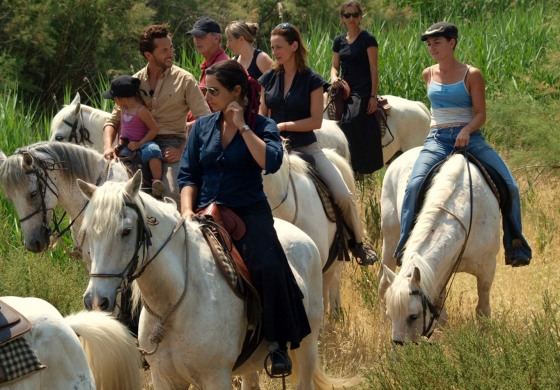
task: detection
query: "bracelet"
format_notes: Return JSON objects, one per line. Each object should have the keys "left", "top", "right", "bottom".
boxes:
{"left": 239, "top": 124, "right": 251, "bottom": 135}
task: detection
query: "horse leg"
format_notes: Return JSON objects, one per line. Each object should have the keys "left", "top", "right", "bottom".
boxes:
{"left": 476, "top": 266, "right": 495, "bottom": 318}
{"left": 199, "top": 372, "right": 232, "bottom": 389}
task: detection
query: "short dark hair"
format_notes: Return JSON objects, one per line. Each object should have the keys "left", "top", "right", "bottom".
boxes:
{"left": 139, "top": 24, "right": 170, "bottom": 55}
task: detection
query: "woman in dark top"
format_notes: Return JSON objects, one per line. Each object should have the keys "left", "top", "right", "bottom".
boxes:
{"left": 331, "top": 0, "right": 383, "bottom": 175}
{"left": 177, "top": 60, "right": 310, "bottom": 376}
{"left": 225, "top": 21, "right": 273, "bottom": 80}
{"left": 259, "top": 22, "right": 377, "bottom": 266}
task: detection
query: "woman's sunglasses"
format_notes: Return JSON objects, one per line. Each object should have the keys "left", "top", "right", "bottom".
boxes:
{"left": 201, "top": 86, "right": 219, "bottom": 96}
{"left": 342, "top": 12, "right": 361, "bottom": 19}
{"left": 276, "top": 23, "right": 293, "bottom": 30}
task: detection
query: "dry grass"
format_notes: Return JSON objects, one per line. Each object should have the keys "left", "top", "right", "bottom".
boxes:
{"left": 139, "top": 169, "right": 559, "bottom": 389}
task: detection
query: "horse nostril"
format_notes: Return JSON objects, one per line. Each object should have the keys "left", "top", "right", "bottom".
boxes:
{"left": 83, "top": 295, "right": 93, "bottom": 310}
{"left": 99, "top": 297, "right": 111, "bottom": 312}
{"left": 392, "top": 340, "right": 405, "bottom": 346}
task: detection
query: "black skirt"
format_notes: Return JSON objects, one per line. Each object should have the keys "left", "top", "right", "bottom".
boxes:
{"left": 340, "top": 92, "right": 384, "bottom": 174}
{"left": 232, "top": 201, "right": 311, "bottom": 349}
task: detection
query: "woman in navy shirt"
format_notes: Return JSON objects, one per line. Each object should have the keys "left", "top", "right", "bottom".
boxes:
{"left": 259, "top": 23, "right": 377, "bottom": 266}
{"left": 178, "top": 60, "right": 310, "bottom": 376}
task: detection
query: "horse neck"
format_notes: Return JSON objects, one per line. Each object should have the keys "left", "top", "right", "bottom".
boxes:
{"left": 263, "top": 156, "right": 297, "bottom": 215}
{"left": 81, "top": 105, "right": 109, "bottom": 129}
{"left": 132, "top": 203, "right": 194, "bottom": 310}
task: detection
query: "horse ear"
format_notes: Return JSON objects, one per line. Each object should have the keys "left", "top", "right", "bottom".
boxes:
{"left": 22, "top": 151, "right": 33, "bottom": 168}
{"left": 411, "top": 266, "right": 421, "bottom": 287}
{"left": 71, "top": 92, "right": 81, "bottom": 106}
{"left": 124, "top": 170, "right": 143, "bottom": 198}
{"left": 379, "top": 265, "right": 396, "bottom": 300}
{"left": 77, "top": 179, "right": 97, "bottom": 200}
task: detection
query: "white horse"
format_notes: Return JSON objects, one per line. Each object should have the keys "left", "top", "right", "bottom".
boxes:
{"left": 321, "top": 95, "right": 431, "bottom": 164}
{"left": 77, "top": 172, "right": 360, "bottom": 389}
{"left": 0, "top": 296, "right": 140, "bottom": 390}
{"left": 0, "top": 142, "right": 128, "bottom": 255}
{"left": 50, "top": 93, "right": 111, "bottom": 153}
{"left": 378, "top": 147, "right": 499, "bottom": 344}
{"left": 0, "top": 143, "right": 135, "bottom": 327}
{"left": 263, "top": 148, "right": 356, "bottom": 317}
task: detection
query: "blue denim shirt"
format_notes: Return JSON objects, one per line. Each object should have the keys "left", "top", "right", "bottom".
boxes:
{"left": 177, "top": 111, "right": 283, "bottom": 208}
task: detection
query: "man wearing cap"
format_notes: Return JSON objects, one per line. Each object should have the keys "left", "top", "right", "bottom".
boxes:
{"left": 102, "top": 24, "right": 211, "bottom": 202}
{"left": 186, "top": 17, "right": 230, "bottom": 90}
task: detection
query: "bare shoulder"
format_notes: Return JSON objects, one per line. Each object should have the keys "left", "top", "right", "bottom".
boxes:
{"left": 422, "top": 66, "right": 432, "bottom": 83}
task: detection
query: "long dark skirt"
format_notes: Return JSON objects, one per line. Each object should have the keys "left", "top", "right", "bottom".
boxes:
{"left": 340, "top": 93, "right": 384, "bottom": 174}
{"left": 232, "top": 201, "right": 311, "bottom": 349}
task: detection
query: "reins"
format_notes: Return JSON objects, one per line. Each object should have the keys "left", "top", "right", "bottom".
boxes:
{"left": 413, "top": 149, "right": 474, "bottom": 339}
{"left": 270, "top": 156, "right": 299, "bottom": 224}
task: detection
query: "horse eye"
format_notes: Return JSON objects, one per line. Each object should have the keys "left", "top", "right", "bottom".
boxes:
{"left": 408, "top": 314, "right": 419, "bottom": 321}
{"left": 29, "top": 190, "right": 38, "bottom": 198}
{"left": 55, "top": 135, "right": 64, "bottom": 141}
{"left": 121, "top": 228, "right": 131, "bottom": 238}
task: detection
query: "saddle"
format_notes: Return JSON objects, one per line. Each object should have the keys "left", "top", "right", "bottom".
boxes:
{"left": 115, "top": 143, "right": 153, "bottom": 191}
{"left": 415, "top": 151, "right": 510, "bottom": 217}
{"left": 195, "top": 203, "right": 263, "bottom": 370}
{"left": 0, "top": 300, "right": 31, "bottom": 346}
{"left": 288, "top": 150, "right": 351, "bottom": 270}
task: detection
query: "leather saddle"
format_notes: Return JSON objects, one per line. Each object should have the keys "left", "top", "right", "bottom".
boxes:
{"left": 0, "top": 300, "right": 31, "bottom": 346}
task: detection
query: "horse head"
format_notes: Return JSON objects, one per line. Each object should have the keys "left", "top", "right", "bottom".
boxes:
{"left": 0, "top": 147, "right": 61, "bottom": 252}
{"left": 50, "top": 93, "right": 84, "bottom": 143}
{"left": 79, "top": 171, "right": 148, "bottom": 312}
{"left": 382, "top": 261, "right": 439, "bottom": 344}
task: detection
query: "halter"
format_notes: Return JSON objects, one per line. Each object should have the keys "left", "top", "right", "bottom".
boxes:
{"left": 17, "top": 150, "right": 113, "bottom": 245}
{"left": 62, "top": 106, "right": 93, "bottom": 146}
{"left": 406, "top": 149, "right": 474, "bottom": 340}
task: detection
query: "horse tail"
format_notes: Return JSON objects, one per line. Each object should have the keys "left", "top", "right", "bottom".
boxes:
{"left": 288, "top": 350, "right": 363, "bottom": 389}
{"left": 323, "top": 147, "right": 356, "bottom": 193}
{"left": 64, "top": 311, "right": 142, "bottom": 390}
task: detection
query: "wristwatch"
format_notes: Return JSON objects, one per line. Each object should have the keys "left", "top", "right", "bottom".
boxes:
{"left": 239, "top": 124, "right": 251, "bottom": 135}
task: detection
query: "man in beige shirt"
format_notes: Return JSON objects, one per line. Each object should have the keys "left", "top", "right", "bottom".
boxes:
{"left": 103, "top": 24, "right": 211, "bottom": 201}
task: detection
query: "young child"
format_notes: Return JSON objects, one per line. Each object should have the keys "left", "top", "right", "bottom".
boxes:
{"left": 102, "top": 75, "right": 166, "bottom": 198}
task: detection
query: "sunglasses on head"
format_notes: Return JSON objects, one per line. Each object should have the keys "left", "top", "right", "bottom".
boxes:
{"left": 201, "top": 86, "right": 219, "bottom": 96}
{"left": 276, "top": 23, "right": 293, "bottom": 30}
{"left": 342, "top": 12, "right": 361, "bottom": 19}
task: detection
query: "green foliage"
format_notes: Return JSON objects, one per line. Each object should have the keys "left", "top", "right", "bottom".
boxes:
{"left": 365, "top": 296, "right": 560, "bottom": 389}
{"left": 0, "top": 0, "right": 154, "bottom": 108}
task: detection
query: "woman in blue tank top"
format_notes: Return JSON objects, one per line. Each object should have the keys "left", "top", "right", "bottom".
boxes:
{"left": 394, "top": 22, "right": 532, "bottom": 267}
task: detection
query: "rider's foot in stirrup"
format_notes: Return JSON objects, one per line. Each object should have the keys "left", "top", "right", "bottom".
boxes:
{"left": 265, "top": 342, "right": 292, "bottom": 378}
{"left": 352, "top": 242, "right": 378, "bottom": 266}
{"left": 151, "top": 180, "right": 165, "bottom": 199}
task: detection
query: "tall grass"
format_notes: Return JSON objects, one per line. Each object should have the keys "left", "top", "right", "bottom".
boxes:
{"left": 1, "top": 3, "right": 560, "bottom": 389}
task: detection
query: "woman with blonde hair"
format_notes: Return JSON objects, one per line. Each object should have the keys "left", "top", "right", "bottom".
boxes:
{"left": 259, "top": 22, "right": 377, "bottom": 266}
{"left": 225, "top": 21, "right": 273, "bottom": 79}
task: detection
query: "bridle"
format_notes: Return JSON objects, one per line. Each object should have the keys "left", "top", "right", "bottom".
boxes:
{"left": 18, "top": 150, "right": 113, "bottom": 243}
{"left": 61, "top": 107, "right": 93, "bottom": 147}
{"left": 401, "top": 149, "right": 474, "bottom": 341}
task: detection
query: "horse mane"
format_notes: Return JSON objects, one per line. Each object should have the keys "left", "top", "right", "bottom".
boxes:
{"left": 80, "top": 104, "right": 111, "bottom": 125}
{"left": 0, "top": 141, "right": 102, "bottom": 196}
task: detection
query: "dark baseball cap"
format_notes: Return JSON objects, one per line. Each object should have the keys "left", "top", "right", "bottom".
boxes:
{"left": 421, "top": 22, "right": 458, "bottom": 41}
{"left": 102, "top": 75, "right": 141, "bottom": 99}
{"left": 186, "top": 17, "right": 222, "bottom": 37}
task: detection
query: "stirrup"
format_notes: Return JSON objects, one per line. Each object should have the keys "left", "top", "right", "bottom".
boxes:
{"left": 264, "top": 348, "right": 292, "bottom": 378}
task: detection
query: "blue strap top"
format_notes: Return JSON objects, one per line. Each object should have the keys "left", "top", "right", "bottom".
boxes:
{"left": 427, "top": 66, "right": 473, "bottom": 127}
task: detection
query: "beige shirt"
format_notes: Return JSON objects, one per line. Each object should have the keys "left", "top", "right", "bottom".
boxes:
{"left": 105, "top": 65, "right": 211, "bottom": 138}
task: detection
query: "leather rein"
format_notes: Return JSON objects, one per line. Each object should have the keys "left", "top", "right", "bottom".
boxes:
{"left": 411, "top": 149, "right": 474, "bottom": 339}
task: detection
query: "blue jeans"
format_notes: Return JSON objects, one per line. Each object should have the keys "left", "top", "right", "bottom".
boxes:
{"left": 394, "top": 126, "right": 531, "bottom": 260}
{"left": 139, "top": 141, "right": 163, "bottom": 164}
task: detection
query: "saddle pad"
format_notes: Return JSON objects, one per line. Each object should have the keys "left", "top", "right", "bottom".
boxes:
{"left": 0, "top": 337, "right": 45, "bottom": 384}
{"left": 0, "top": 301, "right": 31, "bottom": 346}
